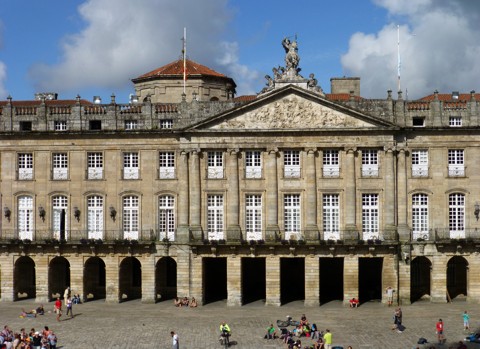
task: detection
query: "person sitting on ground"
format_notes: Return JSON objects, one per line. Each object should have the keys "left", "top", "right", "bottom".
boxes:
{"left": 20, "top": 308, "right": 36, "bottom": 318}
{"left": 181, "top": 296, "right": 189, "bottom": 307}
{"left": 293, "top": 324, "right": 303, "bottom": 337}
{"left": 35, "top": 305, "right": 45, "bottom": 315}
{"left": 173, "top": 297, "right": 181, "bottom": 307}
{"left": 265, "top": 324, "right": 277, "bottom": 339}
{"left": 349, "top": 298, "right": 359, "bottom": 308}
{"left": 313, "top": 336, "right": 325, "bottom": 349}
{"left": 303, "top": 323, "right": 311, "bottom": 337}
{"left": 72, "top": 294, "right": 81, "bottom": 304}
{"left": 300, "top": 313, "right": 308, "bottom": 325}
{"left": 189, "top": 297, "right": 197, "bottom": 308}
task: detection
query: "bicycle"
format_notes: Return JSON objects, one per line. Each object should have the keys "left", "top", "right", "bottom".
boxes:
{"left": 219, "top": 330, "right": 231, "bottom": 348}
{"left": 276, "top": 315, "right": 300, "bottom": 328}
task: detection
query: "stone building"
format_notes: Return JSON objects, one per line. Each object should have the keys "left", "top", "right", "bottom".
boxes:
{"left": 0, "top": 39, "right": 478, "bottom": 306}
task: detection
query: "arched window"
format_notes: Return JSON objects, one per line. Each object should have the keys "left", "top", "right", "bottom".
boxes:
{"left": 158, "top": 195, "right": 175, "bottom": 241}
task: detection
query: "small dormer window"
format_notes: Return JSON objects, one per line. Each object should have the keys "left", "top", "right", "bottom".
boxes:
{"left": 160, "top": 119, "right": 173, "bottom": 129}
{"left": 449, "top": 116, "right": 462, "bottom": 127}
{"left": 412, "top": 117, "right": 425, "bottom": 127}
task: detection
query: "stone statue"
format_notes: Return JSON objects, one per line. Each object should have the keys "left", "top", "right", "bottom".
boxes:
{"left": 260, "top": 75, "right": 274, "bottom": 93}
{"left": 307, "top": 73, "right": 324, "bottom": 95}
{"left": 272, "top": 66, "right": 284, "bottom": 80}
{"left": 282, "top": 37, "right": 300, "bottom": 71}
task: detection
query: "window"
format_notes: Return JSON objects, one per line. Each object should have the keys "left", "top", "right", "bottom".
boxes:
{"left": 87, "top": 196, "right": 103, "bottom": 239}
{"left": 361, "top": 150, "right": 378, "bottom": 177}
{"left": 449, "top": 116, "right": 462, "bottom": 127}
{"left": 160, "top": 119, "right": 173, "bottom": 129}
{"left": 54, "top": 120, "right": 67, "bottom": 131}
{"left": 52, "top": 196, "right": 68, "bottom": 240}
{"left": 207, "top": 151, "right": 224, "bottom": 179}
{"left": 323, "top": 150, "right": 340, "bottom": 177}
{"left": 89, "top": 120, "right": 102, "bottom": 130}
{"left": 284, "top": 150, "right": 300, "bottom": 178}
{"left": 323, "top": 194, "right": 340, "bottom": 240}
{"left": 123, "top": 196, "right": 139, "bottom": 240}
{"left": 123, "top": 152, "right": 139, "bottom": 179}
{"left": 245, "top": 194, "right": 262, "bottom": 240}
{"left": 87, "top": 152, "right": 103, "bottom": 179}
{"left": 412, "top": 194, "right": 429, "bottom": 240}
{"left": 412, "top": 150, "right": 428, "bottom": 177}
{"left": 245, "top": 151, "right": 262, "bottom": 179}
{"left": 18, "top": 153, "right": 33, "bottom": 180}
{"left": 158, "top": 195, "right": 175, "bottom": 241}
{"left": 284, "top": 194, "right": 301, "bottom": 240}
{"left": 207, "top": 195, "right": 224, "bottom": 240}
{"left": 19, "top": 121, "right": 32, "bottom": 131}
{"left": 412, "top": 117, "right": 425, "bottom": 127}
{"left": 449, "top": 193, "right": 465, "bottom": 238}
{"left": 448, "top": 149, "right": 464, "bottom": 177}
{"left": 52, "top": 153, "right": 68, "bottom": 180}
{"left": 18, "top": 195, "right": 33, "bottom": 240}
{"left": 362, "top": 194, "right": 379, "bottom": 240}
{"left": 125, "top": 120, "right": 138, "bottom": 130}
{"left": 159, "top": 152, "right": 175, "bottom": 179}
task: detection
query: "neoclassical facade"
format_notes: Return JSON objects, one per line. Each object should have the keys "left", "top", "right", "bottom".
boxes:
{"left": 0, "top": 40, "right": 479, "bottom": 306}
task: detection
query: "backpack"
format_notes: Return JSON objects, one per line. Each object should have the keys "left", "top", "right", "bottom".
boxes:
{"left": 417, "top": 337, "right": 428, "bottom": 344}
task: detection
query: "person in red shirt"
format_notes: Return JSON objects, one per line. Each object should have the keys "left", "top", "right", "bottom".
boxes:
{"left": 54, "top": 297, "right": 62, "bottom": 322}
{"left": 436, "top": 319, "right": 445, "bottom": 344}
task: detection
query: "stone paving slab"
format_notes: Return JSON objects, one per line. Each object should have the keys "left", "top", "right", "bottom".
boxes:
{"left": 0, "top": 299, "right": 479, "bottom": 348}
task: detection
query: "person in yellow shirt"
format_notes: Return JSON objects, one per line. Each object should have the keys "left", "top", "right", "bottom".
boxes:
{"left": 219, "top": 322, "right": 231, "bottom": 346}
{"left": 323, "top": 329, "right": 332, "bottom": 349}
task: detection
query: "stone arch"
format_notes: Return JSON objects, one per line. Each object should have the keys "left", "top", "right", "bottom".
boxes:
{"left": 410, "top": 256, "right": 431, "bottom": 303}
{"left": 119, "top": 257, "right": 142, "bottom": 302}
{"left": 14, "top": 256, "right": 36, "bottom": 300}
{"left": 447, "top": 255, "right": 468, "bottom": 300}
{"left": 155, "top": 257, "right": 177, "bottom": 302}
{"left": 48, "top": 256, "right": 70, "bottom": 301}
{"left": 83, "top": 257, "right": 106, "bottom": 302}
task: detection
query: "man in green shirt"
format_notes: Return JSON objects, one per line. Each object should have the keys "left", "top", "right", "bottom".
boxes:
{"left": 265, "top": 324, "right": 276, "bottom": 339}
{"left": 323, "top": 329, "right": 332, "bottom": 349}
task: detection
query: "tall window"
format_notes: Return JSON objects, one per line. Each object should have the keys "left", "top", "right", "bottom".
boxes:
{"left": 448, "top": 149, "right": 464, "bottom": 177}
{"left": 284, "top": 150, "right": 300, "bottom": 178}
{"left": 87, "top": 152, "right": 103, "bottom": 179}
{"left": 362, "top": 150, "right": 378, "bottom": 177}
{"left": 52, "top": 153, "right": 68, "bottom": 180}
{"left": 362, "top": 194, "right": 379, "bottom": 240}
{"left": 159, "top": 152, "right": 175, "bottom": 179}
{"left": 18, "top": 153, "right": 33, "bottom": 180}
{"left": 284, "top": 194, "right": 301, "bottom": 240}
{"left": 449, "top": 193, "right": 465, "bottom": 238}
{"left": 207, "top": 152, "right": 224, "bottom": 179}
{"left": 123, "top": 196, "right": 139, "bottom": 239}
{"left": 412, "top": 194, "right": 429, "bottom": 240}
{"left": 323, "top": 194, "right": 340, "bottom": 240}
{"left": 207, "top": 195, "right": 224, "bottom": 240}
{"left": 87, "top": 196, "right": 103, "bottom": 239}
{"left": 158, "top": 195, "right": 175, "bottom": 241}
{"left": 18, "top": 195, "right": 33, "bottom": 240}
{"left": 54, "top": 120, "right": 67, "bottom": 131}
{"left": 52, "top": 196, "right": 68, "bottom": 240}
{"left": 323, "top": 150, "right": 340, "bottom": 177}
{"left": 245, "top": 194, "right": 262, "bottom": 240}
{"left": 245, "top": 151, "right": 262, "bottom": 179}
{"left": 412, "top": 150, "right": 428, "bottom": 177}
{"left": 123, "top": 152, "right": 139, "bottom": 179}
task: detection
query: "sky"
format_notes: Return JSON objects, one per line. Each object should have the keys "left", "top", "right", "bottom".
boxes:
{"left": 1, "top": 0, "right": 480, "bottom": 103}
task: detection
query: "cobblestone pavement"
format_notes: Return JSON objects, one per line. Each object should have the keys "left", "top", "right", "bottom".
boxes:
{"left": 1, "top": 299, "right": 480, "bottom": 349}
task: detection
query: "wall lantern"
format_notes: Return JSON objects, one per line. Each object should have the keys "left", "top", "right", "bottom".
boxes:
{"left": 4, "top": 207, "right": 11, "bottom": 221}
{"left": 38, "top": 206, "right": 46, "bottom": 222}
{"left": 475, "top": 202, "right": 480, "bottom": 221}
{"left": 73, "top": 207, "right": 81, "bottom": 222}
{"left": 109, "top": 206, "right": 117, "bottom": 221}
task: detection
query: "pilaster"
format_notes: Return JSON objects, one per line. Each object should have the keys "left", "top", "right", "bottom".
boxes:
{"left": 227, "top": 256, "right": 242, "bottom": 306}
{"left": 0, "top": 255, "right": 14, "bottom": 301}
{"left": 431, "top": 255, "right": 447, "bottom": 303}
{"left": 177, "top": 150, "right": 190, "bottom": 243}
{"left": 141, "top": 255, "right": 156, "bottom": 303}
{"left": 343, "top": 255, "right": 358, "bottom": 305}
{"left": 34, "top": 254, "right": 49, "bottom": 303}
{"left": 105, "top": 255, "right": 120, "bottom": 303}
{"left": 344, "top": 147, "right": 357, "bottom": 239}
{"left": 265, "top": 149, "right": 279, "bottom": 239}
{"left": 226, "top": 149, "right": 241, "bottom": 241}
{"left": 265, "top": 256, "right": 280, "bottom": 306}
{"left": 304, "top": 256, "right": 319, "bottom": 306}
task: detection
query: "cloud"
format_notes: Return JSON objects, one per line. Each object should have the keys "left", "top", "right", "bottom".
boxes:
{"left": 29, "top": 0, "right": 258, "bottom": 98}
{"left": 342, "top": 0, "right": 480, "bottom": 99}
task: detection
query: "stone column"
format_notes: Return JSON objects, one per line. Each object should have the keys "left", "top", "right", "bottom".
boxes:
{"left": 384, "top": 147, "right": 396, "bottom": 239}
{"left": 227, "top": 256, "right": 242, "bottom": 306}
{"left": 304, "top": 256, "right": 319, "bottom": 306}
{"left": 0, "top": 255, "right": 14, "bottom": 301}
{"left": 344, "top": 148, "right": 357, "bottom": 239}
{"left": 141, "top": 255, "right": 156, "bottom": 303}
{"left": 105, "top": 255, "right": 120, "bottom": 303}
{"left": 398, "top": 257, "right": 411, "bottom": 305}
{"left": 190, "top": 150, "right": 202, "bottom": 240}
{"left": 226, "top": 149, "right": 241, "bottom": 241}
{"left": 381, "top": 254, "right": 398, "bottom": 304}
{"left": 69, "top": 255, "right": 84, "bottom": 301}
{"left": 191, "top": 255, "right": 203, "bottom": 305}
{"left": 265, "top": 149, "right": 279, "bottom": 241}
{"left": 176, "top": 249, "right": 191, "bottom": 299}
{"left": 265, "top": 256, "right": 281, "bottom": 306}
{"left": 397, "top": 148, "right": 409, "bottom": 241}
{"left": 343, "top": 255, "right": 358, "bottom": 305}
{"left": 431, "top": 255, "right": 447, "bottom": 303}
{"left": 34, "top": 255, "right": 49, "bottom": 303}
{"left": 304, "top": 149, "right": 319, "bottom": 240}
{"left": 177, "top": 150, "right": 190, "bottom": 243}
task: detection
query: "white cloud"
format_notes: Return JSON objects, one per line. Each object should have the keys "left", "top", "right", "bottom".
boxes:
{"left": 29, "top": 0, "right": 258, "bottom": 98}
{"left": 342, "top": 0, "right": 480, "bottom": 98}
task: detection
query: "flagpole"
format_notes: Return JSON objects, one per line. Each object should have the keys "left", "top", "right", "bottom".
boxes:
{"left": 183, "top": 27, "right": 187, "bottom": 95}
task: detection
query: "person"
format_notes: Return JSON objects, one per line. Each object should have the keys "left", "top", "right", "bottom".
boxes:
{"left": 170, "top": 331, "right": 179, "bottom": 349}
{"left": 386, "top": 286, "right": 394, "bottom": 306}
{"left": 20, "top": 308, "right": 36, "bottom": 318}
{"left": 349, "top": 298, "right": 359, "bottom": 308}
{"left": 311, "top": 323, "right": 319, "bottom": 339}
{"left": 66, "top": 296, "right": 73, "bottom": 317}
{"left": 457, "top": 340, "right": 467, "bottom": 349}
{"left": 35, "top": 305, "right": 45, "bottom": 315}
{"left": 436, "top": 318, "right": 445, "bottom": 345}
{"left": 219, "top": 322, "right": 231, "bottom": 346}
{"left": 396, "top": 307, "right": 403, "bottom": 332}
{"left": 265, "top": 324, "right": 276, "bottom": 339}
{"left": 63, "top": 286, "right": 70, "bottom": 304}
{"left": 54, "top": 297, "right": 62, "bottom": 322}
{"left": 300, "top": 314, "right": 307, "bottom": 325}
{"left": 174, "top": 297, "right": 181, "bottom": 307}
{"left": 313, "top": 336, "right": 324, "bottom": 349}
{"left": 181, "top": 297, "right": 189, "bottom": 307}
{"left": 189, "top": 297, "right": 197, "bottom": 308}
{"left": 462, "top": 310, "right": 470, "bottom": 331}
{"left": 32, "top": 331, "right": 42, "bottom": 349}
{"left": 72, "top": 294, "right": 81, "bottom": 304}
{"left": 323, "top": 329, "right": 332, "bottom": 349}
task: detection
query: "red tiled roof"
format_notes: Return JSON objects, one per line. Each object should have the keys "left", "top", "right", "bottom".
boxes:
{"left": 326, "top": 93, "right": 363, "bottom": 101}
{"left": 134, "top": 59, "right": 227, "bottom": 81}
{"left": 420, "top": 93, "right": 480, "bottom": 101}
{"left": 233, "top": 95, "right": 256, "bottom": 102}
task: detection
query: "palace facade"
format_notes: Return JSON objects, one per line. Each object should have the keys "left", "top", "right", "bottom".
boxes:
{"left": 0, "top": 41, "right": 479, "bottom": 306}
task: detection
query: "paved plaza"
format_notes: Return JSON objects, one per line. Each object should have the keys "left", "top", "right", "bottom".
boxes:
{"left": 0, "top": 299, "right": 479, "bottom": 348}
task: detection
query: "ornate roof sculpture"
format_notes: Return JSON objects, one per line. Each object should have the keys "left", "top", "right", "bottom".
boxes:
{"left": 259, "top": 36, "right": 324, "bottom": 97}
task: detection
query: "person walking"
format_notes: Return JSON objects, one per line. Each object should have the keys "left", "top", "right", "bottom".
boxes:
{"left": 54, "top": 297, "right": 62, "bottom": 322}
{"left": 386, "top": 286, "right": 394, "bottom": 306}
{"left": 323, "top": 329, "right": 332, "bottom": 349}
{"left": 66, "top": 296, "right": 74, "bottom": 318}
{"left": 171, "top": 331, "right": 179, "bottom": 349}
{"left": 462, "top": 310, "right": 470, "bottom": 331}
{"left": 436, "top": 318, "right": 445, "bottom": 345}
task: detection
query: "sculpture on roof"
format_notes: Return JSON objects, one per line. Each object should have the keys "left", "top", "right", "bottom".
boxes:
{"left": 282, "top": 37, "right": 300, "bottom": 71}
{"left": 307, "top": 73, "right": 325, "bottom": 96}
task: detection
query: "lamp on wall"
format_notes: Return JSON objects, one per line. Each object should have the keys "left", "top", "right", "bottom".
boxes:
{"left": 475, "top": 202, "right": 480, "bottom": 221}
{"left": 4, "top": 207, "right": 11, "bottom": 221}
{"left": 73, "top": 207, "right": 81, "bottom": 222}
{"left": 109, "top": 206, "right": 117, "bottom": 221}
{"left": 38, "top": 206, "right": 46, "bottom": 222}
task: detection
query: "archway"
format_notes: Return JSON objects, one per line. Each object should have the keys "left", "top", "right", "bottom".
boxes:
{"left": 155, "top": 257, "right": 177, "bottom": 302}
{"left": 203, "top": 257, "right": 227, "bottom": 304}
{"left": 84, "top": 257, "right": 106, "bottom": 302}
{"left": 48, "top": 256, "right": 70, "bottom": 301}
{"left": 280, "top": 257, "right": 305, "bottom": 305}
{"left": 320, "top": 257, "right": 344, "bottom": 305}
{"left": 119, "top": 257, "right": 142, "bottom": 302}
{"left": 447, "top": 256, "right": 468, "bottom": 300}
{"left": 241, "top": 257, "right": 266, "bottom": 305}
{"left": 14, "top": 256, "right": 36, "bottom": 300}
{"left": 410, "top": 256, "right": 431, "bottom": 303}
{"left": 359, "top": 257, "right": 383, "bottom": 303}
